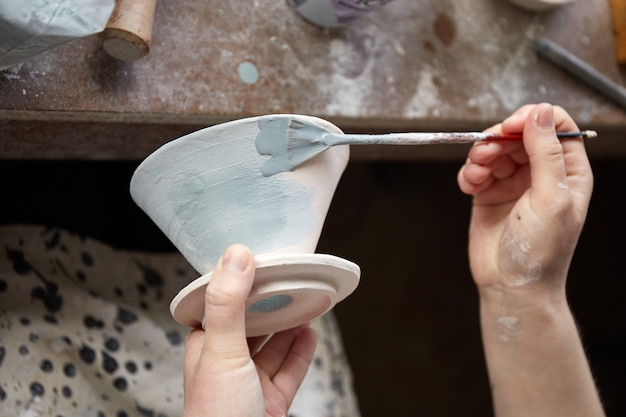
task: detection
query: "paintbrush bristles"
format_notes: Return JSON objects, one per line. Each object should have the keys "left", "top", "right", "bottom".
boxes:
{"left": 255, "top": 115, "right": 334, "bottom": 176}
{"left": 288, "top": 119, "right": 329, "bottom": 148}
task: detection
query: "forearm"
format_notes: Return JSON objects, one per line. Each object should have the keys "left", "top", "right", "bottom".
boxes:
{"left": 479, "top": 285, "right": 605, "bottom": 417}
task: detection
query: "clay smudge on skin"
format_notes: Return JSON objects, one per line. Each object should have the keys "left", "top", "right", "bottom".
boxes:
{"left": 500, "top": 232, "right": 543, "bottom": 286}
{"left": 514, "top": 263, "right": 542, "bottom": 286}
{"left": 497, "top": 315, "right": 520, "bottom": 342}
{"left": 546, "top": 200, "right": 566, "bottom": 218}
{"left": 514, "top": 241, "right": 531, "bottom": 261}
{"left": 497, "top": 315, "right": 518, "bottom": 329}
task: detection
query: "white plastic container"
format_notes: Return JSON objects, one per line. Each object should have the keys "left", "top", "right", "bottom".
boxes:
{"left": 0, "top": 0, "right": 114, "bottom": 70}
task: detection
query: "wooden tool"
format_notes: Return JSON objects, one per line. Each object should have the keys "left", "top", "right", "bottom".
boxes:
{"left": 102, "top": 0, "right": 158, "bottom": 61}
{"left": 611, "top": 0, "right": 626, "bottom": 64}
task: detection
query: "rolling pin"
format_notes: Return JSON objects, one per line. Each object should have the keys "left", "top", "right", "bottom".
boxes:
{"left": 102, "top": 0, "right": 158, "bottom": 61}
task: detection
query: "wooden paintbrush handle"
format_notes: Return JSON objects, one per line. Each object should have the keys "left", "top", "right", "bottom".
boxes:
{"left": 102, "top": 0, "right": 158, "bottom": 61}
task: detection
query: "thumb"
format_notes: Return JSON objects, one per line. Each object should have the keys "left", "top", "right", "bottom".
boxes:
{"left": 202, "top": 244, "right": 255, "bottom": 355}
{"left": 523, "top": 103, "right": 569, "bottom": 206}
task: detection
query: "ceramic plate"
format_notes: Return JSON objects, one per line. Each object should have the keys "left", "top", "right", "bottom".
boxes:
{"left": 170, "top": 253, "right": 360, "bottom": 337}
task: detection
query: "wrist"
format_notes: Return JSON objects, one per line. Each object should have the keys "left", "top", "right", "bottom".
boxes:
{"left": 479, "top": 281, "right": 606, "bottom": 417}
{"left": 478, "top": 279, "right": 568, "bottom": 314}
{"left": 478, "top": 280, "right": 578, "bottom": 365}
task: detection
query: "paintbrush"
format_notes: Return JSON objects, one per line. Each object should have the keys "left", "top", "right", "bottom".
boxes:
{"left": 255, "top": 115, "right": 597, "bottom": 176}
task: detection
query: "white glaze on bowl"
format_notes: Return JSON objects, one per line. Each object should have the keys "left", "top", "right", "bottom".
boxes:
{"left": 130, "top": 115, "right": 350, "bottom": 275}
{"left": 130, "top": 115, "right": 360, "bottom": 334}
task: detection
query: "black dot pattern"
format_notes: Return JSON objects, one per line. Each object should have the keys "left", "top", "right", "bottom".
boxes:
{"left": 29, "top": 382, "right": 44, "bottom": 397}
{"left": 40, "top": 359, "right": 53, "bottom": 373}
{"left": 0, "top": 227, "right": 192, "bottom": 417}
{"left": 63, "top": 363, "right": 76, "bottom": 378}
{"left": 0, "top": 225, "right": 356, "bottom": 417}
{"left": 104, "top": 337, "right": 120, "bottom": 352}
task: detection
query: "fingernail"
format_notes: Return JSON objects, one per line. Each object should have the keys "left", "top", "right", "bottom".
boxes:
{"left": 534, "top": 106, "right": 554, "bottom": 130}
{"left": 221, "top": 245, "right": 250, "bottom": 272}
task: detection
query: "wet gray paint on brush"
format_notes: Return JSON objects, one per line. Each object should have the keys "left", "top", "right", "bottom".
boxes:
{"left": 256, "top": 115, "right": 331, "bottom": 177}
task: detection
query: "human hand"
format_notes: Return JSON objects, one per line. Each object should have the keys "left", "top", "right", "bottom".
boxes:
{"left": 182, "top": 244, "right": 317, "bottom": 417}
{"left": 457, "top": 103, "right": 593, "bottom": 303}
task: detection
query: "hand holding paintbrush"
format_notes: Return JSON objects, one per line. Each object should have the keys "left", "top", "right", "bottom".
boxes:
{"left": 255, "top": 115, "right": 596, "bottom": 176}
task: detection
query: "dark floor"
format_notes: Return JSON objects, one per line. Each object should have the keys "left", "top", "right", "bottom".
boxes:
{"left": 1, "top": 159, "right": 624, "bottom": 416}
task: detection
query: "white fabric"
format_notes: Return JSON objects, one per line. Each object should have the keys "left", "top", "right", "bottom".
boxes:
{"left": 0, "top": 225, "right": 360, "bottom": 417}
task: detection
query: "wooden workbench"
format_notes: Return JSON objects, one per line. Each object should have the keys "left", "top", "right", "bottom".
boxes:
{"left": 1, "top": 0, "right": 625, "bottom": 160}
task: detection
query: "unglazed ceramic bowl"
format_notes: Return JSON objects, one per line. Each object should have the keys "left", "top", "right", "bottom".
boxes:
{"left": 171, "top": 253, "right": 359, "bottom": 336}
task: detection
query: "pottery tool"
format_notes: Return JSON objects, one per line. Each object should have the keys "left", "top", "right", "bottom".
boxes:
{"left": 255, "top": 115, "right": 597, "bottom": 176}
{"left": 102, "top": 0, "right": 158, "bottom": 61}
{"left": 535, "top": 37, "right": 626, "bottom": 110}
